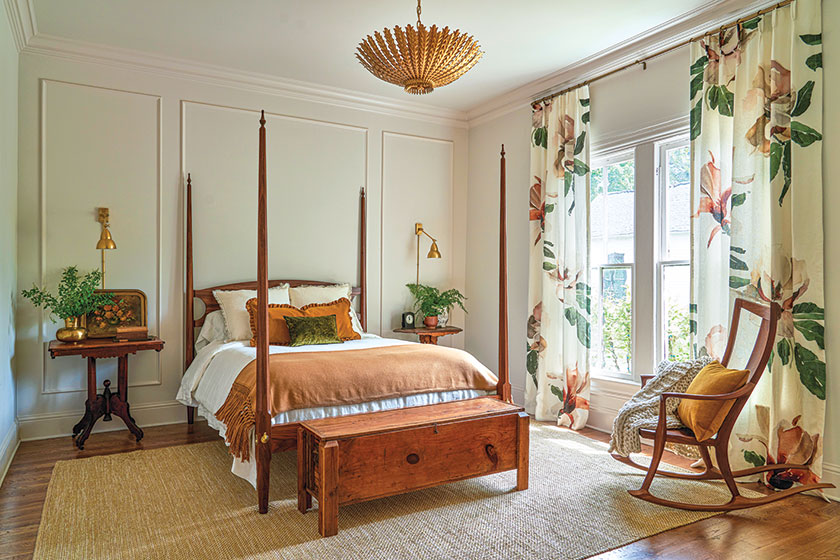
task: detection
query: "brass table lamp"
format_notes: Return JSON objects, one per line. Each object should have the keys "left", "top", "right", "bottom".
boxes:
{"left": 96, "top": 208, "right": 116, "bottom": 289}
{"left": 415, "top": 222, "right": 441, "bottom": 285}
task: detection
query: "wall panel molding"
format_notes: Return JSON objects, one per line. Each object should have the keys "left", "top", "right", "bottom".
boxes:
{"left": 38, "top": 79, "right": 163, "bottom": 394}
{"left": 380, "top": 131, "right": 456, "bottom": 338}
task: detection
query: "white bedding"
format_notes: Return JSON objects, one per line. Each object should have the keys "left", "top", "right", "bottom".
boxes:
{"left": 176, "top": 334, "right": 490, "bottom": 486}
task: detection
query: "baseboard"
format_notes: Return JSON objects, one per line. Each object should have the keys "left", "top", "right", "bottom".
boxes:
{"left": 588, "top": 377, "right": 638, "bottom": 433}
{"left": 17, "top": 400, "right": 188, "bottom": 441}
{"left": 822, "top": 462, "right": 840, "bottom": 502}
{"left": 0, "top": 419, "right": 20, "bottom": 488}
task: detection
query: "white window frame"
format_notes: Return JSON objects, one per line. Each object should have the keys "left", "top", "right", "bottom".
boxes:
{"left": 589, "top": 149, "right": 636, "bottom": 381}
{"left": 589, "top": 132, "right": 689, "bottom": 383}
{"left": 655, "top": 135, "right": 691, "bottom": 363}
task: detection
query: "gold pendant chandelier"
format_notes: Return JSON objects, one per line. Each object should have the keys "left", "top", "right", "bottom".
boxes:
{"left": 355, "top": 0, "right": 483, "bottom": 95}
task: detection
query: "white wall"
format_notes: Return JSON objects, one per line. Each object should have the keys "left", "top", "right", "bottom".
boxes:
{"left": 15, "top": 52, "right": 468, "bottom": 440}
{"left": 466, "top": 107, "right": 531, "bottom": 406}
{"left": 0, "top": 5, "right": 19, "bottom": 482}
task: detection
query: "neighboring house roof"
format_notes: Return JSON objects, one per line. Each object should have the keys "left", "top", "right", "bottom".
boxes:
{"left": 590, "top": 183, "right": 689, "bottom": 239}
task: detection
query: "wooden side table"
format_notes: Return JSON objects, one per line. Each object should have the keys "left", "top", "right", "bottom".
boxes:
{"left": 48, "top": 337, "right": 165, "bottom": 449}
{"left": 393, "top": 326, "right": 462, "bottom": 345}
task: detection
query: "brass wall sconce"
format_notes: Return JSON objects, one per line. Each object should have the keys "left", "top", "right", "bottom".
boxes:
{"left": 415, "top": 222, "right": 441, "bottom": 285}
{"left": 96, "top": 207, "right": 116, "bottom": 289}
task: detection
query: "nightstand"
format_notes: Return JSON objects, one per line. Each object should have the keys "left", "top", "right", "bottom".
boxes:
{"left": 48, "top": 337, "right": 165, "bottom": 449}
{"left": 392, "top": 326, "right": 462, "bottom": 345}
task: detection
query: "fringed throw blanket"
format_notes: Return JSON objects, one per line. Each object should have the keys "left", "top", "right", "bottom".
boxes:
{"left": 608, "top": 357, "right": 713, "bottom": 457}
{"left": 215, "top": 344, "right": 498, "bottom": 460}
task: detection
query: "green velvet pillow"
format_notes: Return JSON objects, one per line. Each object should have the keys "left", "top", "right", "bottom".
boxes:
{"left": 284, "top": 315, "right": 343, "bottom": 347}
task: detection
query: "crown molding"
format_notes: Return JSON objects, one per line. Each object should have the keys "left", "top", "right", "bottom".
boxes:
{"left": 2, "top": 0, "right": 35, "bottom": 52}
{"left": 466, "top": 0, "right": 779, "bottom": 128}
{"left": 20, "top": 33, "right": 469, "bottom": 128}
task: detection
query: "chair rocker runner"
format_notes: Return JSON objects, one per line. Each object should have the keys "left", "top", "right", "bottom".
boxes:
{"left": 613, "top": 297, "right": 834, "bottom": 512}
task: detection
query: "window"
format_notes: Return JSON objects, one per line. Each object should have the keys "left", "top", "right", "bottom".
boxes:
{"left": 590, "top": 152, "right": 635, "bottom": 376}
{"left": 657, "top": 141, "right": 691, "bottom": 362}
{"left": 589, "top": 134, "right": 690, "bottom": 381}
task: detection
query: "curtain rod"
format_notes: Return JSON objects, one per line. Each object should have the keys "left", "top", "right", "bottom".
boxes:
{"left": 533, "top": 0, "right": 794, "bottom": 106}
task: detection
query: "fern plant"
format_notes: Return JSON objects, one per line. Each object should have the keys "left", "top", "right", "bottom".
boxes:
{"left": 21, "top": 266, "right": 114, "bottom": 321}
{"left": 406, "top": 283, "right": 467, "bottom": 318}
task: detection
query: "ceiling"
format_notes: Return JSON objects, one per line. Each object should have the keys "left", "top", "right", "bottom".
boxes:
{"left": 31, "top": 0, "right": 715, "bottom": 113}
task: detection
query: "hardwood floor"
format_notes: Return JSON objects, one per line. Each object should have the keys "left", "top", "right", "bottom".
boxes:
{"left": 1, "top": 422, "right": 837, "bottom": 560}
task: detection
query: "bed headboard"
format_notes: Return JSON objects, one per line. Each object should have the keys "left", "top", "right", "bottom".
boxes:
{"left": 190, "top": 280, "right": 363, "bottom": 328}
{"left": 183, "top": 173, "right": 367, "bottom": 370}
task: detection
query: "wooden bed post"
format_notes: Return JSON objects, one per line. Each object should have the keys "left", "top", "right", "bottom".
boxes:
{"left": 185, "top": 174, "right": 196, "bottom": 425}
{"left": 498, "top": 145, "right": 511, "bottom": 402}
{"left": 256, "top": 111, "right": 272, "bottom": 514}
{"left": 359, "top": 187, "right": 367, "bottom": 332}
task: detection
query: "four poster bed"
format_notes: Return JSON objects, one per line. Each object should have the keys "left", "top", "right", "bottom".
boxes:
{"left": 178, "top": 111, "right": 516, "bottom": 515}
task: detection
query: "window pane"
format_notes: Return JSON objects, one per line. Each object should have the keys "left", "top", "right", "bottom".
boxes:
{"left": 590, "top": 157, "right": 635, "bottom": 266}
{"left": 665, "top": 145, "right": 690, "bottom": 261}
{"left": 662, "top": 263, "right": 690, "bottom": 361}
{"left": 591, "top": 266, "right": 633, "bottom": 375}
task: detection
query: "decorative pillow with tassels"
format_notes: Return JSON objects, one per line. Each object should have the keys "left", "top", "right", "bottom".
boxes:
{"left": 245, "top": 297, "right": 361, "bottom": 346}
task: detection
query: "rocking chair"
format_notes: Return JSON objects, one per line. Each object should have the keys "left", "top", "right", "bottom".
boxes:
{"left": 613, "top": 297, "right": 834, "bottom": 511}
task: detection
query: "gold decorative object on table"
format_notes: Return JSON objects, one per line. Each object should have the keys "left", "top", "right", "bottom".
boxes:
{"left": 355, "top": 0, "right": 483, "bottom": 95}
{"left": 86, "top": 289, "right": 147, "bottom": 339}
{"left": 414, "top": 222, "right": 441, "bottom": 285}
{"left": 56, "top": 316, "right": 87, "bottom": 342}
{"left": 95, "top": 207, "right": 116, "bottom": 289}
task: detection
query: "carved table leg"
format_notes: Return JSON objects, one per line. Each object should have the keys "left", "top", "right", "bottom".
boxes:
{"left": 418, "top": 334, "right": 439, "bottom": 345}
{"left": 110, "top": 355, "right": 144, "bottom": 442}
{"left": 74, "top": 357, "right": 105, "bottom": 450}
{"left": 75, "top": 395, "right": 106, "bottom": 450}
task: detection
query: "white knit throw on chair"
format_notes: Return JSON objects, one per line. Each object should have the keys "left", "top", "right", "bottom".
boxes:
{"left": 608, "top": 356, "right": 713, "bottom": 457}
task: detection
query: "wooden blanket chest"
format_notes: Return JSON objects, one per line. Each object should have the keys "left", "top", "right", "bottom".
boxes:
{"left": 297, "top": 397, "right": 529, "bottom": 537}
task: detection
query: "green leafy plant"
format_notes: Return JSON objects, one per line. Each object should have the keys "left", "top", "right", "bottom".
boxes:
{"left": 406, "top": 283, "right": 467, "bottom": 318}
{"left": 21, "top": 266, "right": 114, "bottom": 321}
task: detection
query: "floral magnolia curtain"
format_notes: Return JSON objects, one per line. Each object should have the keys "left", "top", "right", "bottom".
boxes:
{"left": 526, "top": 87, "right": 591, "bottom": 429}
{"left": 690, "top": 0, "right": 825, "bottom": 487}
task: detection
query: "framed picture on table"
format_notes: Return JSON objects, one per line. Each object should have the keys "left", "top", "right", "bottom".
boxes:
{"left": 84, "top": 289, "right": 147, "bottom": 338}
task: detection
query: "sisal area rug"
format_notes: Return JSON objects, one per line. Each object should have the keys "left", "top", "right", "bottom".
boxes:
{"left": 34, "top": 424, "right": 759, "bottom": 560}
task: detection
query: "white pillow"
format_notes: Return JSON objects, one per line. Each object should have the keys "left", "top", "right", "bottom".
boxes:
{"left": 213, "top": 285, "right": 290, "bottom": 341}
{"left": 289, "top": 283, "right": 351, "bottom": 307}
{"left": 290, "top": 283, "right": 364, "bottom": 335}
{"left": 195, "top": 310, "right": 226, "bottom": 352}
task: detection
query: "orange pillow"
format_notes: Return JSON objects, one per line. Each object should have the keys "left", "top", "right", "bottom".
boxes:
{"left": 246, "top": 297, "right": 360, "bottom": 346}
{"left": 677, "top": 361, "right": 749, "bottom": 442}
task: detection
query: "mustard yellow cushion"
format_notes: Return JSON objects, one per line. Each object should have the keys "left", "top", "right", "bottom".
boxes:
{"left": 677, "top": 361, "right": 749, "bottom": 442}
{"left": 246, "top": 297, "right": 361, "bottom": 346}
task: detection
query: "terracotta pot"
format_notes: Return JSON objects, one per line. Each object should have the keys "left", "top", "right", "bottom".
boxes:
{"left": 56, "top": 316, "right": 87, "bottom": 343}
{"left": 423, "top": 315, "right": 439, "bottom": 329}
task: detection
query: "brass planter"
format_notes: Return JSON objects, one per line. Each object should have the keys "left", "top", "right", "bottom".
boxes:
{"left": 56, "top": 316, "right": 87, "bottom": 343}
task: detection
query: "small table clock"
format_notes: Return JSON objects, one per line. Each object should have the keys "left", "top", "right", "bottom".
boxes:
{"left": 401, "top": 312, "right": 415, "bottom": 329}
